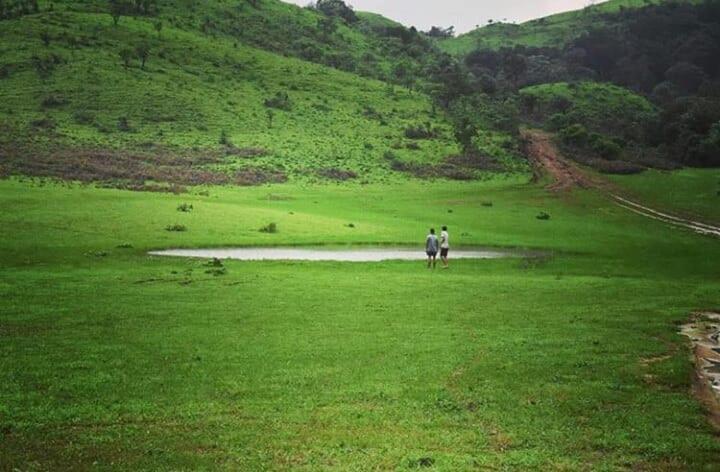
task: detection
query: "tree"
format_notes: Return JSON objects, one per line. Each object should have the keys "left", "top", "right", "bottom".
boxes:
{"left": 119, "top": 48, "right": 133, "bottom": 69}
{"left": 109, "top": 0, "right": 130, "bottom": 26}
{"left": 425, "top": 26, "right": 454, "bottom": 39}
{"left": 40, "top": 30, "right": 51, "bottom": 47}
{"left": 313, "top": 0, "right": 357, "bottom": 24}
{"left": 135, "top": 42, "right": 150, "bottom": 69}
{"left": 453, "top": 117, "right": 478, "bottom": 154}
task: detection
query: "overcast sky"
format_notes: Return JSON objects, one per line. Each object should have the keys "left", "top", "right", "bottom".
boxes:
{"left": 282, "top": 0, "right": 602, "bottom": 34}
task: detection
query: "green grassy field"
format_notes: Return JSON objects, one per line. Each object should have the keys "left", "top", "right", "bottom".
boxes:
{"left": 2, "top": 175, "right": 720, "bottom": 470}
{"left": 610, "top": 168, "right": 720, "bottom": 223}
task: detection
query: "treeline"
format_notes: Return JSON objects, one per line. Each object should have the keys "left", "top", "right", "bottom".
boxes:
{"left": 455, "top": 0, "right": 720, "bottom": 166}
{"left": 0, "top": 0, "right": 38, "bottom": 20}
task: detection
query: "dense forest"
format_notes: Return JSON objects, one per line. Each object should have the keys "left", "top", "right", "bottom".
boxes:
{"left": 447, "top": 0, "right": 720, "bottom": 168}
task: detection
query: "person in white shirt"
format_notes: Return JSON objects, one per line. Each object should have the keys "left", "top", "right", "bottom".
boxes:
{"left": 440, "top": 226, "right": 449, "bottom": 269}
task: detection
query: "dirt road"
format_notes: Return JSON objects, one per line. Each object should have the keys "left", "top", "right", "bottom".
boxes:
{"left": 521, "top": 129, "right": 720, "bottom": 238}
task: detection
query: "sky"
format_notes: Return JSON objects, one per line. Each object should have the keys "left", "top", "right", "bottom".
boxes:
{"left": 282, "top": 0, "right": 602, "bottom": 34}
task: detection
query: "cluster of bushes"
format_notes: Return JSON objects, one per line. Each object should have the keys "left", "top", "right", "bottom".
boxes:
{"left": 558, "top": 124, "right": 621, "bottom": 159}
{"left": 557, "top": 124, "right": 647, "bottom": 174}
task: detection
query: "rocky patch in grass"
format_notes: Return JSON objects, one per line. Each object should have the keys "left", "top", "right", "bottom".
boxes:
{"left": 316, "top": 167, "right": 358, "bottom": 181}
{"left": 389, "top": 152, "right": 503, "bottom": 181}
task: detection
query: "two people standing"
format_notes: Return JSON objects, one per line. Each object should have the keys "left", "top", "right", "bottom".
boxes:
{"left": 425, "top": 226, "right": 449, "bottom": 269}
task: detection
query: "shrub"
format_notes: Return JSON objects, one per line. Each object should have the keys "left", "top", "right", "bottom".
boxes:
{"left": 73, "top": 110, "right": 95, "bottom": 125}
{"left": 589, "top": 133, "right": 622, "bottom": 159}
{"left": 117, "top": 116, "right": 132, "bottom": 132}
{"left": 30, "top": 117, "right": 56, "bottom": 130}
{"left": 219, "top": 129, "right": 231, "bottom": 146}
{"left": 165, "top": 224, "right": 187, "bottom": 232}
{"left": 404, "top": 124, "right": 437, "bottom": 140}
{"left": 259, "top": 222, "right": 277, "bottom": 233}
{"left": 536, "top": 212, "right": 551, "bottom": 220}
{"left": 558, "top": 124, "right": 588, "bottom": 146}
{"left": 41, "top": 94, "right": 67, "bottom": 109}
{"left": 177, "top": 203, "right": 193, "bottom": 212}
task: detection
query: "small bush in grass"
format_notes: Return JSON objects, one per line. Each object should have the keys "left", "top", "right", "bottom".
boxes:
{"left": 482, "top": 201, "right": 493, "bottom": 207}
{"left": 404, "top": 124, "right": 437, "bottom": 140}
{"left": 219, "top": 129, "right": 231, "bottom": 146}
{"left": 117, "top": 116, "right": 132, "bottom": 132}
{"left": 165, "top": 224, "right": 187, "bottom": 232}
{"left": 259, "top": 222, "right": 277, "bottom": 233}
{"left": 177, "top": 203, "right": 193, "bottom": 212}
{"left": 116, "top": 243, "right": 134, "bottom": 249}
{"left": 41, "top": 94, "right": 66, "bottom": 109}
{"left": 30, "top": 117, "right": 55, "bottom": 130}
{"left": 383, "top": 151, "right": 398, "bottom": 161}
{"left": 536, "top": 212, "right": 551, "bottom": 220}
{"left": 73, "top": 110, "right": 95, "bottom": 125}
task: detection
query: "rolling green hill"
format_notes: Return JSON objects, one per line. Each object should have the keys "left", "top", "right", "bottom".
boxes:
{"left": 438, "top": 0, "right": 677, "bottom": 55}
{"left": 0, "top": 2, "right": 497, "bottom": 187}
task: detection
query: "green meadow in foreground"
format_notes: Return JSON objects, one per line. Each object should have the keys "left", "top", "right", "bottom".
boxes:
{"left": 1, "top": 174, "right": 719, "bottom": 470}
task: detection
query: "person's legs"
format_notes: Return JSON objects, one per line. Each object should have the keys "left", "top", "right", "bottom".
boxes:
{"left": 441, "top": 248, "right": 449, "bottom": 268}
{"left": 432, "top": 254, "right": 436, "bottom": 268}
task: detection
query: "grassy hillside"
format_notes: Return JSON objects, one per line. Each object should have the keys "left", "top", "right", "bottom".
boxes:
{"left": 0, "top": 4, "right": 491, "bottom": 185}
{"left": 438, "top": 0, "right": 676, "bottom": 55}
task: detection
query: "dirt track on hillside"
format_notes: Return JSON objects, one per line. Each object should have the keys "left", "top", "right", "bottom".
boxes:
{"left": 521, "top": 129, "right": 720, "bottom": 238}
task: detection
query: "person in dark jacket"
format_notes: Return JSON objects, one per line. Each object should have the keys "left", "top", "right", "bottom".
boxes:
{"left": 426, "top": 228, "right": 438, "bottom": 269}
